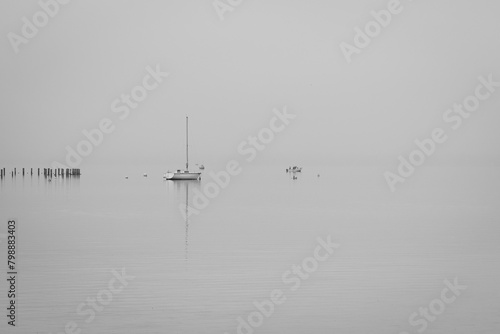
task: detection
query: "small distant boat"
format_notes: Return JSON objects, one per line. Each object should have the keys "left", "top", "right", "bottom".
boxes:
{"left": 165, "top": 117, "right": 201, "bottom": 181}
{"left": 143, "top": 173, "right": 147, "bottom": 177}
{"left": 198, "top": 164, "right": 205, "bottom": 170}
{"left": 286, "top": 166, "right": 302, "bottom": 173}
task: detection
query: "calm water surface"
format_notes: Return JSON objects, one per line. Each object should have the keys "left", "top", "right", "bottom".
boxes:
{"left": 0, "top": 164, "right": 499, "bottom": 333}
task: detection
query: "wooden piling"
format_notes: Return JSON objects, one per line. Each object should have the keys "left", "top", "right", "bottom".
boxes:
{"left": 0, "top": 167, "right": 81, "bottom": 179}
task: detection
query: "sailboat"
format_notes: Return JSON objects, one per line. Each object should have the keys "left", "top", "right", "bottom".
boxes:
{"left": 165, "top": 117, "right": 202, "bottom": 180}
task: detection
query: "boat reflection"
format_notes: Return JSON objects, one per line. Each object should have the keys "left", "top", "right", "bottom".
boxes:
{"left": 165, "top": 180, "right": 201, "bottom": 260}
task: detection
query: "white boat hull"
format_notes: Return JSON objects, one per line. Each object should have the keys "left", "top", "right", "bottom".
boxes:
{"left": 165, "top": 171, "right": 201, "bottom": 180}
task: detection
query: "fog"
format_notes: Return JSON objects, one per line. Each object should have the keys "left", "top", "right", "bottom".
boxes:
{"left": 1, "top": 0, "right": 499, "bottom": 168}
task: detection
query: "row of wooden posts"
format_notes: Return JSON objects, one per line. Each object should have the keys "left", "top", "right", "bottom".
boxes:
{"left": 0, "top": 168, "right": 81, "bottom": 178}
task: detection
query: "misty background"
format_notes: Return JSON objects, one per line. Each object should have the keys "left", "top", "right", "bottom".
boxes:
{"left": 1, "top": 0, "right": 499, "bottom": 169}
{"left": 1, "top": 2, "right": 500, "bottom": 333}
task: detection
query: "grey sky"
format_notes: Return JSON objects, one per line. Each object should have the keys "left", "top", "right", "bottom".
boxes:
{"left": 1, "top": 0, "right": 499, "bottom": 167}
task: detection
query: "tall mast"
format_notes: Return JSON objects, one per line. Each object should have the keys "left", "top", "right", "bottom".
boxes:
{"left": 185, "top": 116, "right": 189, "bottom": 171}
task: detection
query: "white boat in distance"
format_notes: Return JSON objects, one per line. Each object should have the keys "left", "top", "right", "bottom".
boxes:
{"left": 165, "top": 117, "right": 201, "bottom": 181}
{"left": 286, "top": 166, "right": 302, "bottom": 173}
